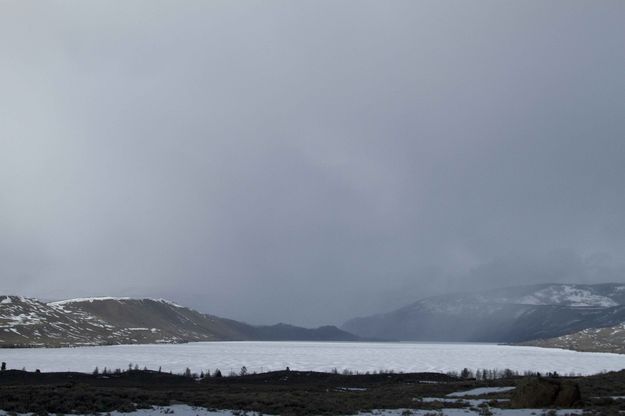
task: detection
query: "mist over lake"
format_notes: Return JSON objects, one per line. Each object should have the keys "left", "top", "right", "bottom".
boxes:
{"left": 2, "top": 341, "right": 624, "bottom": 376}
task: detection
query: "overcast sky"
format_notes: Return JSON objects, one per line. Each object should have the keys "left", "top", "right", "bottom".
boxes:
{"left": 1, "top": 1, "right": 624, "bottom": 326}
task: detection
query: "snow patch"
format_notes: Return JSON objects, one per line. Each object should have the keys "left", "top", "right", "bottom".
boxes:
{"left": 447, "top": 386, "right": 515, "bottom": 397}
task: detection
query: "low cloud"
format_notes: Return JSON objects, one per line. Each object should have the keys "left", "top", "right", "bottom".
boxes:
{"left": 1, "top": 1, "right": 624, "bottom": 325}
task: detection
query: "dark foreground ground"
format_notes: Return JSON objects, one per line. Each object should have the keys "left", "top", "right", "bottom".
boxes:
{"left": 1, "top": 368, "right": 625, "bottom": 415}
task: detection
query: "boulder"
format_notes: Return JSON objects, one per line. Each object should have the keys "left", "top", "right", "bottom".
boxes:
{"left": 511, "top": 378, "right": 581, "bottom": 408}
{"left": 554, "top": 381, "right": 582, "bottom": 407}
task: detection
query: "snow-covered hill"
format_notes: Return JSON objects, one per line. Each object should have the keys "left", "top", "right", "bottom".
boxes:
{"left": 0, "top": 296, "right": 358, "bottom": 347}
{"left": 342, "top": 283, "right": 625, "bottom": 344}
{"left": 521, "top": 323, "right": 625, "bottom": 354}
{"left": 0, "top": 295, "right": 230, "bottom": 347}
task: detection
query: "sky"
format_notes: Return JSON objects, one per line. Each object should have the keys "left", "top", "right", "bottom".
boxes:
{"left": 1, "top": 1, "right": 625, "bottom": 327}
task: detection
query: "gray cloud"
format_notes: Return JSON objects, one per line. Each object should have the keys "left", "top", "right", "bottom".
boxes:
{"left": 1, "top": 1, "right": 624, "bottom": 325}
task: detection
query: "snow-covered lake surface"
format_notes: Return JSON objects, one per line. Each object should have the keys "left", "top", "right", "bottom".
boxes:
{"left": 1, "top": 341, "right": 623, "bottom": 375}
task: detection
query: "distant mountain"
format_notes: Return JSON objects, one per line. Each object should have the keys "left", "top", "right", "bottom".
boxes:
{"left": 342, "top": 283, "right": 625, "bottom": 343}
{"left": 520, "top": 323, "right": 625, "bottom": 354}
{"left": 0, "top": 296, "right": 359, "bottom": 347}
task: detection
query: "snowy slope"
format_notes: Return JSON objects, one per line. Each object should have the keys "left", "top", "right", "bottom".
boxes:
{"left": 522, "top": 322, "right": 625, "bottom": 354}
{"left": 0, "top": 295, "right": 116, "bottom": 347}
{"left": 476, "top": 283, "right": 625, "bottom": 307}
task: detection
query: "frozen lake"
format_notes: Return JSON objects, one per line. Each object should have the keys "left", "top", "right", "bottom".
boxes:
{"left": 1, "top": 341, "right": 624, "bottom": 375}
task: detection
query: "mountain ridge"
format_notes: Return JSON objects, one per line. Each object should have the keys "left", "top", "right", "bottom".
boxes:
{"left": 342, "top": 283, "right": 625, "bottom": 344}
{"left": 0, "top": 295, "right": 359, "bottom": 348}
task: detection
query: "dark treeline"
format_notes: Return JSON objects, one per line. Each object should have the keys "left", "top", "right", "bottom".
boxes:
{"left": 91, "top": 363, "right": 226, "bottom": 379}
{"left": 0, "top": 359, "right": 585, "bottom": 380}
{"left": 84, "top": 364, "right": 582, "bottom": 380}
{"left": 447, "top": 367, "right": 580, "bottom": 380}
